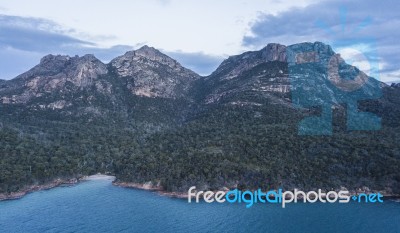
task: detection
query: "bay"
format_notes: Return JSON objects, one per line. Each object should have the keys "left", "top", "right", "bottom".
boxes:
{"left": 0, "top": 178, "right": 399, "bottom": 233}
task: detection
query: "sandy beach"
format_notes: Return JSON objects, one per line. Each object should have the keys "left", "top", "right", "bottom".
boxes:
{"left": 82, "top": 174, "right": 116, "bottom": 181}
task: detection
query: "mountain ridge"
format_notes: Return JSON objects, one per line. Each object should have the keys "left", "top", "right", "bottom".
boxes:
{"left": 0, "top": 41, "right": 399, "bottom": 195}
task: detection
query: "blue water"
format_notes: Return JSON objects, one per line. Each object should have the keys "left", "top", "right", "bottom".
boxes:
{"left": 0, "top": 179, "right": 399, "bottom": 233}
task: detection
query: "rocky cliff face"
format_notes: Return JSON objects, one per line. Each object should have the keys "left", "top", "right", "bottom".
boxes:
{"left": 0, "top": 54, "right": 108, "bottom": 105}
{"left": 0, "top": 46, "right": 200, "bottom": 116}
{"left": 196, "top": 43, "right": 291, "bottom": 105}
{"left": 208, "top": 41, "right": 335, "bottom": 82}
{"left": 0, "top": 42, "right": 399, "bottom": 196}
{"left": 110, "top": 45, "right": 199, "bottom": 98}
{"left": 262, "top": 43, "right": 287, "bottom": 62}
{"left": 391, "top": 83, "right": 400, "bottom": 88}
{"left": 200, "top": 42, "right": 383, "bottom": 107}
{"left": 209, "top": 43, "right": 287, "bottom": 81}
{"left": 0, "top": 42, "right": 391, "bottom": 115}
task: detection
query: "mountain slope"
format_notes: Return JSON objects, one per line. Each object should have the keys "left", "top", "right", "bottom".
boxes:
{"left": 0, "top": 46, "right": 199, "bottom": 125}
{"left": 0, "top": 42, "right": 399, "bottom": 196}
{"left": 110, "top": 45, "right": 199, "bottom": 99}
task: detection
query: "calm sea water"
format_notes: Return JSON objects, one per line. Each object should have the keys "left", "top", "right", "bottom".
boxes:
{"left": 0, "top": 179, "right": 399, "bottom": 233}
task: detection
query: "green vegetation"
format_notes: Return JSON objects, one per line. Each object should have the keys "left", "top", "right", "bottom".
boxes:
{"left": 1, "top": 94, "right": 399, "bottom": 194}
{"left": 0, "top": 60, "right": 399, "bottom": 195}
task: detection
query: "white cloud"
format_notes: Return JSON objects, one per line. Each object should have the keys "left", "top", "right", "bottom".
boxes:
{"left": 0, "top": 0, "right": 316, "bottom": 55}
{"left": 0, "top": 0, "right": 321, "bottom": 79}
{"left": 243, "top": 0, "right": 400, "bottom": 83}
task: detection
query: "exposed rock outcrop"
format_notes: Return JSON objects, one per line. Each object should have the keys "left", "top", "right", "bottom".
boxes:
{"left": 0, "top": 54, "right": 108, "bottom": 105}
{"left": 110, "top": 45, "right": 199, "bottom": 98}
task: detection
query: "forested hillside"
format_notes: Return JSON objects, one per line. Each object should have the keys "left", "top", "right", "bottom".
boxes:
{"left": 1, "top": 42, "right": 399, "bottom": 195}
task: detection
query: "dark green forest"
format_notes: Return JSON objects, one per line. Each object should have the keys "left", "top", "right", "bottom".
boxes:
{"left": 1, "top": 91, "right": 399, "bottom": 194}
{"left": 1, "top": 55, "right": 400, "bottom": 196}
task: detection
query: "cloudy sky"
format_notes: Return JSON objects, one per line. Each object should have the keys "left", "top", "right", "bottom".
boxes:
{"left": 0, "top": 0, "right": 398, "bottom": 83}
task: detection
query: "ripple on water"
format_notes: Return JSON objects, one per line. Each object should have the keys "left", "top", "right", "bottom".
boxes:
{"left": 0, "top": 179, "right": 399, "bottom": 233}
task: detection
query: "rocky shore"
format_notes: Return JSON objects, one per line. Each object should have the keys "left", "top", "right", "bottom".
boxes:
{"left": 113, "top": 181, "right": 162, "bottom": 191}
{"left": 112, "top": 181, "right": 189, "bottom": 198}
{"left": 0, "top": 174, "right": 115, "bottom": 201}
{"left": 0, "top": 178, "right": 79, "bottom": 201}
{"left": 112, "top": 181, "right": 400, "bottom": 201}
{"left": 2, "top": 177, "right": 399, "bottom": 202}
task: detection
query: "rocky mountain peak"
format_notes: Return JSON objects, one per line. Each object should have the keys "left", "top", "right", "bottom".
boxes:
{"left": 210, "top": 41, "right": 339, "bottom": 81}
{"left": 261, "top": 43, "right": 287, "bottom": 62}
{"left": 135, "top": 45, "right": 163, "bottom": 57}
{"left": 36, "top": 54, "right": 106, "bottom": 75}
{"left": 110, "top": 46, "right": 199, "bottom": 98}
{"left": 286, "top": 41, "right": 335, "bottom": 64}
{"left": 37, "top": 54, "right": 72, "bottom": 73}
{"left": 40, "top": 54, "right": 70, "bottom": 64}
{"left": 202, "top": 41, "right": 383, "bottom": 105}
{"left": 0, "top": 53, "right": 108, "bottom": 104}
{"left": 115, "top": 45, "right": 178, "bottom": 69}
{"left": 80, "top": 54, "right": 101, "bottom": 62}
{"left": 209, "top": 43, "right": 287, "bottom": 80}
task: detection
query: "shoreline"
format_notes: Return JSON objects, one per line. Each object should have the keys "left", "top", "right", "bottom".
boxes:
{"left": 112, "top": 181, "right": 189, "bottom": 199}
{"left": 1, "top": 177, "right": 399, "bottom": 202}
{"left": 0, "top": 174, "right": 115, "bottom": 201}
{"left": 0, "top": 178, "right": 79, "bottom": 201}
{"left": 81, "top": 174, "right": 116, "bottom": 181}
{"left": 112, "top": 182, "right": 400, "bottom": 200}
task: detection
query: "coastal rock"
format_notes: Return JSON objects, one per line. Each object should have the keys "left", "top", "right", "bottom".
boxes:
{"left": 0, "top": 178, "right": 78, "bottom": 201}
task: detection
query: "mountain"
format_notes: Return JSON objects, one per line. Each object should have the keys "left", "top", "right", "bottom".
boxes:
{"left": 0, "top": 46, "right": 198, "bottom": 125}
{"left": 0, "top": 42, "right": 399, "bottom": 196}
{"left": 110, "top": 45, "right": 199, "bottom": 99}
{"left": 198, "top": 42, "right": 383, "bottom": 105}
{"left": 194, "top": 43, "right": 290, "bottom": 104}
{"left": 0, "top": 46, "right": 198, "bottom": 104}
{"left": 0, "top": 54, "right": 107, "bottom": 104}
